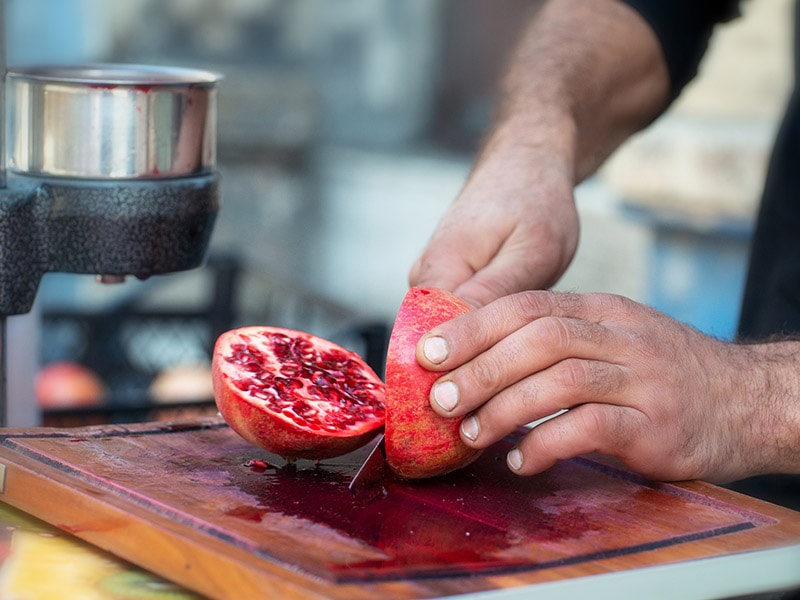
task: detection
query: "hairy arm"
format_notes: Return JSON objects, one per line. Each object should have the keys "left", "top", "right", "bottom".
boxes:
{"left": 491, "top": 0, "right": 671, "bottom": 181}
{"left": 410, "top": 0, "right": 671, "bottom": 306}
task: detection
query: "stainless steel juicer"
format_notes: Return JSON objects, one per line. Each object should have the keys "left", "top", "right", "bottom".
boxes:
{"left": 0, "top": 6, "right": 222, "bottom": 424}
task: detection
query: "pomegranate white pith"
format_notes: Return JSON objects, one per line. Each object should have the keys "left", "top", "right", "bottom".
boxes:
{"left": 212, "top": 326, "right": 385, "bottom": 460}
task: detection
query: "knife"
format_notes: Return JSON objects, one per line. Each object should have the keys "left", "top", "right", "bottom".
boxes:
{"left": 348, "top": 434, "right": 387, "bottom": 502}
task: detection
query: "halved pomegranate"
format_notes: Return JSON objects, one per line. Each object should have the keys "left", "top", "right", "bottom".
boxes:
{"left": 384, "top": 287, "right": 482, "bottom": 479}
{"left": 212, "top": 326, "right": 385, "bottom": 461}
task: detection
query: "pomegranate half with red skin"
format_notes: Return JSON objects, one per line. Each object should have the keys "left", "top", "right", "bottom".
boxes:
{"left": 212, "top": 326, "right": 385, "bottom": 461}
{"left": 384, "top": 287, "right": 482, "bottom": 479}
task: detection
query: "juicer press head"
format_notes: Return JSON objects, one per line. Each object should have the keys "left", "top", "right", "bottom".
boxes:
{"left": 0, "top": 173, "right": 220, "bottom": 316}
{"left": 0, "top": 64, "right": 222, "bottom": 317}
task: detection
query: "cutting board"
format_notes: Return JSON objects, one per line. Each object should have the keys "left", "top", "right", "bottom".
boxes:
{"left": 0, "top": 416, "right": 798, "bottom": 599}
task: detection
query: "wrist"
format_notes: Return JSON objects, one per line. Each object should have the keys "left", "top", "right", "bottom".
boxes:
{"left": 479, "top": 106, "right": 579, "bottom": 186}
{"left": 726, "top": 341, "right": 800, "bottom": 479}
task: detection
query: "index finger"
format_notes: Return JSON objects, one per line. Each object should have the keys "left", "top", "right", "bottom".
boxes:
{"left": 409, "top": 249, "right": 477, "bottom": 299}
{"left": 415, "top": 290, "right": 627, "bottom": 371}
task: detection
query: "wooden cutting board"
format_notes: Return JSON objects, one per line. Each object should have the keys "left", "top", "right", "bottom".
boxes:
{"left": 0, "top": 416, "right": 798, "bottom": 599}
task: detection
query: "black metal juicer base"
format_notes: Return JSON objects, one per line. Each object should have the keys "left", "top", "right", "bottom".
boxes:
{"left": 0, "top": 173, "right": 220, "bottom": 316}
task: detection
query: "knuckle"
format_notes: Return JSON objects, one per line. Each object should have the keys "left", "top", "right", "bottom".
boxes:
{"left": 529, "top": 413, "right": 581, "bottom": 463}
{"left": 470, "top": 380, "right": 545, "bottom": 444}
{"left": 508, "top": 290, "right": 591, "bottom": 322}
{"left": 503, "top": 384, "right": 541, "bottom": 428}
{"left": 515, "top": 377, "right": 542, "bottom": 412}
{"left": 594, "top": 292, "right": 631, "bottom": 312}
{"left": 577, "top": 404, "right": 638, "bottom": 456}
{"left": 465, "top": 353, "right": 503, "bottom": 391}
{"left": 536, "top": 317, "right": 573, "bottom": 350}
{"left": 509, "top": 290, "right": 552, "bottom": 319}
{"left": 587, "top": 291, "right": 634, "bottom": 315}
{"left": 574, "top": 404, "right": 612, "bottom": 439}
{"left": 460, "top": 314, "right": 502, "bottom": 357}
{"left": 476, "top": 392, "right": 518, "bottom": 435}
{"left": 551, "top": 359, "right": 626, "bottom": 397}
{"left": 530, "top": 430, "right": 559, "bottom": 464}
{"left": 552, "top": 358, "right": 593, "bottom": 390}
{"left": 531, "top": 315, "right": 606, "bottom": 353}
{"left": 461, "top": 330, "right": 534, "bottom": 394}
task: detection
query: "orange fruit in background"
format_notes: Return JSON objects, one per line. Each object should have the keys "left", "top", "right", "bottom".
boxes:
{"left": 35, "top": 361, "right": 106, "bottom": 409}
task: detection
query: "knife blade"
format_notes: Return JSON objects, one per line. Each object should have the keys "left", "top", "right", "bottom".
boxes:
{"left": 348, "top": 434, "right": 387, "bottom": 502}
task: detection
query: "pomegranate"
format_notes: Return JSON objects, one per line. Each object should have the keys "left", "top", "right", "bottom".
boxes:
{"left": 212, "top": 326, "right": 385, "bottom": 461}
{"left": 35, "top": 361, "right": 106, "bottom": 409}
{"left": 384, "top": 287, "right": 482, "bottom": 479}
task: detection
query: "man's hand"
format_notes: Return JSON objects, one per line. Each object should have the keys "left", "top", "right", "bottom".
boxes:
{"left": 415, "top": 291, "right": 800, "bottom": 483}
{"left": 408, "top": 0, "right": 670, "bottom": 307}
{"left": 409, "top": 138, "right": 580, "bottom": 308}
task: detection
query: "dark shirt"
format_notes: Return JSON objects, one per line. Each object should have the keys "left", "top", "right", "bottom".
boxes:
{"left": 621, "top": 0, "right": 800, "bottom": 338}
{"left": 621, "top": 0, "right": 800, "bottom": 510}
{"left": 622, "top": 0, "right": 741, "bottom": 95}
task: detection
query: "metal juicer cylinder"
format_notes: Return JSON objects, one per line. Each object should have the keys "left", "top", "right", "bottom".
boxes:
{"left": 6, "top": 64, "right": 219, "bottom": 179}
{"left": 0, "top": 64, "right": 223, "bottom": 315}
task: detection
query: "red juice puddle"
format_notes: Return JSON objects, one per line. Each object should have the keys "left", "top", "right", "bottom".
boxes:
{"left": 223, "top": 439, "right": 603, "bottom": 580}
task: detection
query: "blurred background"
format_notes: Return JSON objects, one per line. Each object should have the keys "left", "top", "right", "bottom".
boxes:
{"left": 3, "top": 0, "right": 792, "bottom": 426}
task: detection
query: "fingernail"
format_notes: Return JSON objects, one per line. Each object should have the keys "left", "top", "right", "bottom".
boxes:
{"left": 507, "top": 448, "right": 523, "bottom": 471}
{"left": 432, "top": 380, "right": 459, "bottom": 412}
{"left": 461, "top": 415, "right": 479, "bottom": 441}
{"left": 423, "top": 336, "right": 449, "bottom": 364}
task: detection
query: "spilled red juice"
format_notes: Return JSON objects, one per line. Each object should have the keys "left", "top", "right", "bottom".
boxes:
{"left": 35, "top": 423, "right": 768, "bottom": 584}
{"left": 218, "top": 432, "right": 759, "bottom": 581}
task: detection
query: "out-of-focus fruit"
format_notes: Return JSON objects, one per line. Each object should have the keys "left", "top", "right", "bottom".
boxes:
{"left": 35, "top": 361, "right": 106, "bottom": 409}
{"left": 149, "top": 363, "right": 214, "bottom": 404}
{"left": 384, "top": 287, "right": 482, "bottom": 479}
{"left": 212, "top": 326, "right": 385, "bottom": 461}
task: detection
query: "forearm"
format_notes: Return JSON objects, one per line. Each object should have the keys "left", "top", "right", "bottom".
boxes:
{"left": 484, "top": 0, "right": 671, "bottom": 183}
{"left": 735, "top": 341, "right": 800, "bottom": 479}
